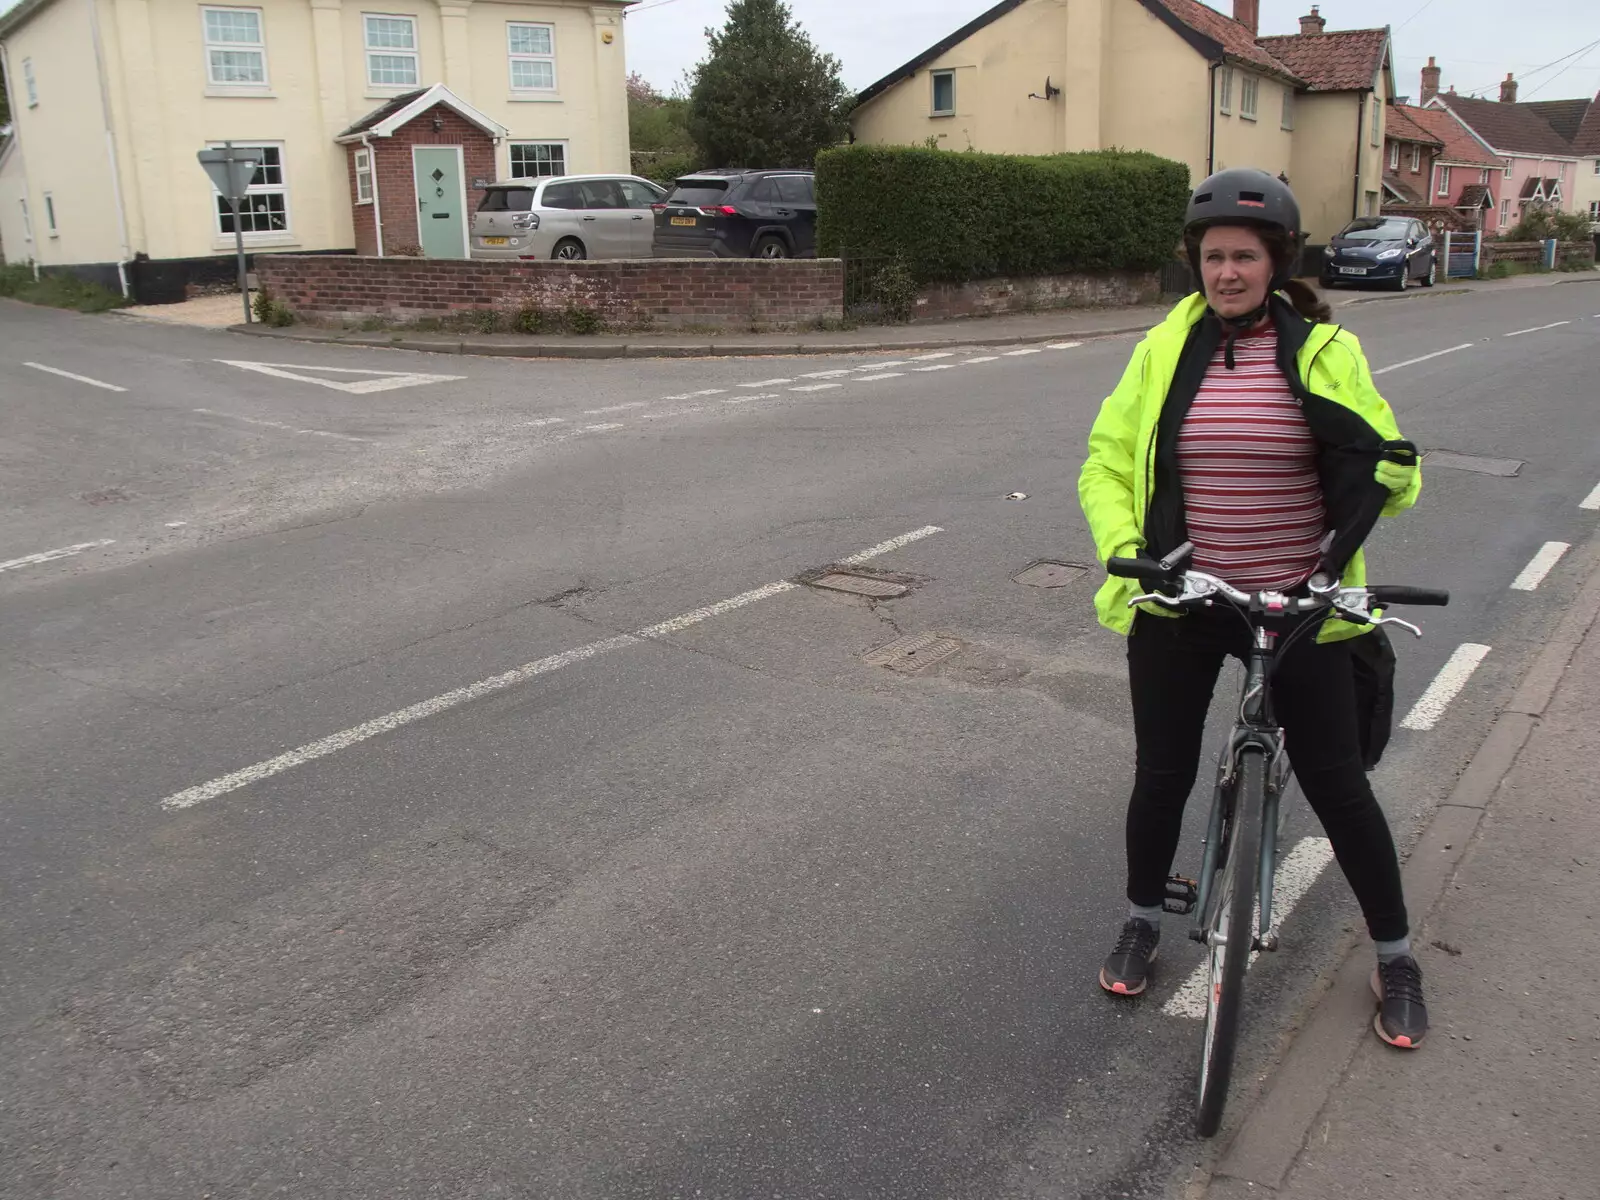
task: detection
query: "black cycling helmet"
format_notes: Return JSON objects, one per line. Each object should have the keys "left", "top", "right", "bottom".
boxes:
{"left": 1183, "top": 168, "right": 1303, "bottom": 291}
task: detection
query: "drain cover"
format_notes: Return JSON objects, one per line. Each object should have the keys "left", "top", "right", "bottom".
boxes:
{"left": 1424, "top": 450, "right": 1523, "bottom": 477}
{"left": 863, "top": 632, "right": 963, "bottom": 673}
{"left": 811, "top": 573, "right": 909, "bottom": 599}
{"left": 1013, "top": 561, "right": 1088, "bottom": 588}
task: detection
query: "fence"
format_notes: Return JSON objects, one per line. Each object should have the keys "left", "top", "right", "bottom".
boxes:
{"left": 1443, "top": 230, "right": 1481, "bottom": 278}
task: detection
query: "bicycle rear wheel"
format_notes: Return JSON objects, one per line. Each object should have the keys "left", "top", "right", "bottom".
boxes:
{"left": 1195, "top": 748, "right": 1265, "bottom": 1137}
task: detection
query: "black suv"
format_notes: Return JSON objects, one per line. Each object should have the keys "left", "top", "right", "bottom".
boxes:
{"left": 652, "top": 170, "right": 817, "bottom": 259}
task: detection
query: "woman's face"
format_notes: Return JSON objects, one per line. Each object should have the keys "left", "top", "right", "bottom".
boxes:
{"left": 1199, "top": 225, "right": 1272, "bottom": 319}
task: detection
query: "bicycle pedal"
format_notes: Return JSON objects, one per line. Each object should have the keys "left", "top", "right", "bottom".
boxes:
{"left": 1162, "top": 875, "right": 1199, "bottom": 915}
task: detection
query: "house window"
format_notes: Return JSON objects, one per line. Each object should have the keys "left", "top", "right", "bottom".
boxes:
{"left": 18, "top": 198, "right": 32, "bottom": 242}
{"left": 23, "top": 57, "right": 37, "bottom": 107}
{"left": 1504, "top": 159, "right": 1512, "bottom": 179}
{"left": 1370, "top": 96, "right": 1382, "bottom": 146}
{"left": 931, "top": 70, "right": 955, "bottom": 116}
{"left": 508, "top": 22, "right": 556, "bottom": 92}
{"left": 43, "top": 192, "right": 57, "bottom": 236}
{"left": 509, "top": 141, "right": 567, "bottom": 178}
{"left": 353, "top": 147, "right": 373, "bottom": 203}
{"left": 1240, "top": 75, "right": 1258, "bottom": 120}
{"left": 1589, "top": 201, "right": 1600, "bottom": 221}
{"left": 1593, "top": 158, "right": 1600, "bottom": 175}
{"left": 1410, "top": 144, "right": 1421, "bottom": 172}
{"left": 1218, "top": 66, "right": 1233, "bottom": 115}
{"left": 364, "top": 14, "right": 418, "bottom": 88}
{"left": 1436, "top": 165, "right": 1450, "bottom": 197}
{"left": 1281, "top": 88, "right": 1294, "bottom": 130}
{"left": 202, "top": 8, "right": 267, "bottom": 85}
{"left": 1549, "top": 180, "right": 1563, "bottom": 204}
{"left": 210, "top": 142, "right": 289, "bottom": 235}
{"left": 1501, "top": 198, "right": 1510, "bottom": 226}
{"left": 1388, "top": 142, "right": 1400, "bottom": 171}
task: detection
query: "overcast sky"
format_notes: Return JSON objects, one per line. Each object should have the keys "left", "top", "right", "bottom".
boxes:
{"left": 625, "top": 0, "right": 1600, "bottom": 105}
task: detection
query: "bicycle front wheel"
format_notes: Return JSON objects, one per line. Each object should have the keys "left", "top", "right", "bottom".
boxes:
{"left": 1195, "top": 747, "right": 1265, "bottom": 1137}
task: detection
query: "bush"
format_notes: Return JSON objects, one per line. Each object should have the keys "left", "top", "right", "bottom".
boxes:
{"left": 1502, "top": 203, "right": 1592, "bottom": 245}
{"left": 815, "top": 145, "right": 1189, "bottom": 283}
{"left": 251, "top": 285, "right": 294, "bottom": 327}
{"left": 870, "top": 259, "right": 919, "bottom": 323}
{"left": 0, "top": 262, "right": 130, "bottom": 312}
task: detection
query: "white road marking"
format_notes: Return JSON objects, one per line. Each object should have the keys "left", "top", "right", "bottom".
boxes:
{"left": 165, "top": 521, "right": 188, "bottom": 528}
{"left": 799, "top": 369, "right": 852, "bottom": 379}
{"left": 23, "top": 363, "right": 127, "bottom": 392}
{"left": 661, "top": 388, "right": 728, "bottom": 400}
{"left": 722, "top": 392, "right": 779, "bottom": 404}
{"left": 192, "top": 408, "right": 369, "bottom": 443}
{"left": 522, "top": 417, "right": 566, "bottom": 427}
{"left": 0, "top": 539, "right": 117, "bottom": 574}
{"left": 1504, "top": 321, "right": 1571, "bottom": 338}
{"left": 856, "top": 361, "right": 909, "bottom": 370}
{"left": 912, "top": 364, "right": 956, "bottom": 372}
{"left": 1003, "top": 348, "right": 1043, "bottom": 356}
{"left": 580, "top": 422, "right": 626, "bottom": 432}
{"left": 582, "top": 402, "right": 648, "bottom": 414}
{"left": 791, "top": 383, "right": 842, "bottom": 392}
{"left": 1580, "top": 480, "right": 1600, "bottom": 511}
{"left": 963, "top": 356, "right": 1000, "bottom": 364}
{"left": 1510, "top": 541, "right": 1569, "bottom": 591}
{"left": 1163, "top": 837, "right": 1335, "bottom": 1019}
{"left": 158, "top": 526, "right": 944, "bottom": 810}
{"left": 216, "top": 360, "right": 465, "bottom": 394}
{"left": 740, "top": 378, "right": 794, "bottom": 387}
{"left": 1372, "top": 343, "right": 1474, "bottom": 375}
{"left": 856, "top": 372, "right": 905, "bottom": 381}
{"left": 911, "top": 352, "right": 955, "bottom": 360}
{"left": 1048, "top": 341, "right": 1084, "bottom": 350}
{"left": 1399, "top": 643, "right": 1492, "bottom": 731}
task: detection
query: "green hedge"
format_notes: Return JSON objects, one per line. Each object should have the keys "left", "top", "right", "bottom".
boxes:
{"left": 815, "top": 145, "right": 1189, "bottom": 282}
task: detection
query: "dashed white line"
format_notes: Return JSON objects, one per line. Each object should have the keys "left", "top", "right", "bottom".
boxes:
{"left": 1003, "top": 348, "right": 1043, "bottom": 357}
{"left": 1372, "top": 343, "right": 1474, "bottom": 375}
{"left": 0, "top": 539, "right": 118, "bottom": 574}
{"left": 1510, "top": 541, "right": 1569, "bottom": 591}
{"left": 799, "top": 369, "right": 852, "bottom": 379}
{"left": 193, "top": 408, "right": 369, "bottom": 443}
{"left": 1163, "top": 837, "right": 1335, "bottom": 1019}
{"left": 1399, "top": 643, "right": 1492, "bottom": 731}
{"left": 1580, "top": 480, "right": 1600, "bottom": 511}
{"left": 580, "top": 422, "right": 626, "bottom": 432}
{"left": 856, "top": 372, "right": 904, "bottom": 381}
{"left": 740, "top": 378, "right": 794, "bottom": 387}
{"left": 1048, "top": 341, "right": 1084, "bottom": 350}
{"left": 910, "top": 352, "right": 954, "bottom": 361}
{"left": 790, "top": 383, "right": 843, "bottom": 392}
{"left": 1504, "top": 321, "right": 1571, "bottom": 338}
{"left": 23, "top": 363, "right": 127, "bottom": 392}
{"left": 582, "top": 401, "right": 649, "bottom": 414}
{"left": 522, "top": 417, "right": 566, "bottom": 427}
{"left": 157, "top": 525, "right": 943, "bottom": 810}
{"left": 857, "top": 361, "right": 909, "bottom": 370}
{"left": 963, "top": 356, "right": 999, "bottom": 364}
{"left": 661, "top": 388, "right": 727, "bottom": 400}
{"left": 722, "top": 392, "right": 779, "bottom": 404}
{"left": 912, "top": 364, "right": 956, "bottom": 372}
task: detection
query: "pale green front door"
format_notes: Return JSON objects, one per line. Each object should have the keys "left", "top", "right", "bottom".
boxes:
{"left": 413, "top": 147, "right": 467, "bottom": 259}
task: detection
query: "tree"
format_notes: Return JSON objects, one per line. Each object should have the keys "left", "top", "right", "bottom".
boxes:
{"left": 627, "top": 70, "right": 697, "bottom": 185}
{"left": 686, "top": 0, "right": 850, "bottom": 170}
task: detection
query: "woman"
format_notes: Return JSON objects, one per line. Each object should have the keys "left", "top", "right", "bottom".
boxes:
{"left": 1078, "top": 169, "right": 1428, "bottom": 1048}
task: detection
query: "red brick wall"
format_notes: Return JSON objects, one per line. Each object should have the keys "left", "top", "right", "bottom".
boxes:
{"left": 912, "top": 270, "right": 1160, "bottom": 321}
{"left": 255, "top": 255, "right": 846, "bottom": 330}
{"left": 343, "top": 105, "right": 498, "bottom": 258}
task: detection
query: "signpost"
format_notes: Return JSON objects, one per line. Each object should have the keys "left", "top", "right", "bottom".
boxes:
{"left": 196, "top": 142, "right": 261, "bottom": 324}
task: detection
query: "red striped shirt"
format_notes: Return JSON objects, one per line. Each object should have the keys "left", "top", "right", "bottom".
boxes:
{"left": 1177, "top": 327, "right": 1326, "bottom": 591}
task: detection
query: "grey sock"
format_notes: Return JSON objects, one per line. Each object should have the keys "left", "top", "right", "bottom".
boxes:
{"left": 1375, "top": 936, "right": 1412, "bottom": 965}
{"left": 1129, "top": 902, "right": 1164, "bottom": 930}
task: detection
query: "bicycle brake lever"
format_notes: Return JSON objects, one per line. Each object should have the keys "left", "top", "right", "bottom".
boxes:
{"left": 1370, "top": 615, "right": 1423, "bottom": 638}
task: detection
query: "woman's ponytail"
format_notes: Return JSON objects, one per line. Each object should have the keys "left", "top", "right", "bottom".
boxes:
{"left": 1280, "top": 278, "right": 1332, "bottom": 324}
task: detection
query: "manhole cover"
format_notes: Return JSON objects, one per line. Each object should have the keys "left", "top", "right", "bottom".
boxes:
{"left": 811, "top": 573, "right": 909, "bottom": 599}
{"left": 863, "top": 632, "right": 963, "bottom": 673}
{"left": 1013, "top": 561, "right": 1088, "bottom": 588}
{"left": 1423, "top": 450, "right": 1523, "bottom": 477}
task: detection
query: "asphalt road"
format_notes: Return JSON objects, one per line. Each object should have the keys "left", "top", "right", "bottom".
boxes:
{"left": 3, "top": 280, "right": 1598, "bottom": 1199}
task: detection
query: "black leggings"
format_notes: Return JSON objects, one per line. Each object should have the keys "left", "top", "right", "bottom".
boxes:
{"left": 1124, "top": 608, "right": 1409, "bottom": 943}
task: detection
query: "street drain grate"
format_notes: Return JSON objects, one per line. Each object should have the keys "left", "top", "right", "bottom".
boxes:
{"left": 810, "top": 573, "right": 910, "bottom": 599}
{"left": 863, "top": 632, "right": 963, "bottom": 673}
{"left": 1423, "top": 450, "right": 1524, "bottom": 478}
{"left": 1013, "top": 561, "right": 1089, "bottom": 588}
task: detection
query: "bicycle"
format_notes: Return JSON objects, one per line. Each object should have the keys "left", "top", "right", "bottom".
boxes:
{"left": 1105, "top": 542, "right": 1448, "bottom": 1137}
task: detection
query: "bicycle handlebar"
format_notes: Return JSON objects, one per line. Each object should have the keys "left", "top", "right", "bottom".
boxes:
{"left": 1368, "top": 585, "right": 1450, "bottom": 607}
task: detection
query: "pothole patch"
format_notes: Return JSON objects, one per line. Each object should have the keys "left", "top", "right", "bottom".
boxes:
{"left": 798, "top": 563, "right": 922, "bottom": 599}
{"left": 863, "top": 632, "right": 963, "bottom": 673}
{"left": 1012, "top": 561, "right": 1089, "bottom": 588}
{"left": 80, "top": 487, "right": 134, "bottom": 505}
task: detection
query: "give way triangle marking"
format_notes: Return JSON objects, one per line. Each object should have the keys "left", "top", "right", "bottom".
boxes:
{"left": 216, "top": 360, "right": 467, "bottom": 394}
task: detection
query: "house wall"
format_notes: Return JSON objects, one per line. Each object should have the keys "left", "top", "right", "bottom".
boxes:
{"left": 348, "top": 105, "right": 497, "bottom": 255}
{"left": 1572, "top": 156, "right": 1600, "bottom": 227}
{"left": 1503, "top": 154, "right": 1580, "bottom": 224}
{"left": 1102, "top": 0, "right": 1207, "bottom": 183}
{"left": 0, "top": 140, "right": 34, "bottom": 264}
{"left": 0, "top": 0, "right": 127, "bottom": 271}
{"left": 1291, "top": 92, "right": 1360, "bottom": 243}
{"left": 1210, "top": 68, "right": 1294, "bottom": 182}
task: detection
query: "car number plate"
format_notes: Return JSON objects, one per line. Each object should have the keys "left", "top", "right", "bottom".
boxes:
{"left": 482, "top": 237, "right": 508, "bottom": 246}
{"left": 1338, "top": 266, "right": 1368, "bottom": 275}
{"left": 670, "top": 216, "right": 697, "bottom": 227}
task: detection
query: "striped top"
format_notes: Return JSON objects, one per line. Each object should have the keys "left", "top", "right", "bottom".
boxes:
{"left": 1176, "top": 327, "right": 1326, "bottom": 591}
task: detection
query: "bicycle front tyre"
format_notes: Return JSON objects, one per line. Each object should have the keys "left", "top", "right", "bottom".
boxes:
{"left": 1195, "top": 747, "right": 1265, "bottom": 1137}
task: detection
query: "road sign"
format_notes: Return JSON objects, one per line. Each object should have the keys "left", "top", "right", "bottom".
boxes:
{"left": 197, "top": 142, "right": 262, "bottom": 325}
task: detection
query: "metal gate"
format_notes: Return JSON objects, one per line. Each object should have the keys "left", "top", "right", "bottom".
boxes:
{"left": 1443, "top": 229, "right": 1481, "bottom": 278}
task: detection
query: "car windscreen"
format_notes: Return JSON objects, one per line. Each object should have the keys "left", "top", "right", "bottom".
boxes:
{"left": 667, "top": 180, "right": 730, "bottom": 207}
{"left": 478, "top": 188, "right": 535, "bottom": 213}
{"left": 1339, "top": 220, "right": 1408, "bottom": 242}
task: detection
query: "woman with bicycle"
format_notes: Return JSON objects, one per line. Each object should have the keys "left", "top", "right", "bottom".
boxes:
{"left": 1079, "top": 169, "right": 1428, "bottom": 1049}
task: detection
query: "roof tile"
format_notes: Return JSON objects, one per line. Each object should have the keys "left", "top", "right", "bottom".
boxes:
{"left": 1403, "top": 104, "right": 1502, "bottom": 169}
{"left": 1569, "top": 93, "right": 1600, "bottom": 156}
{"left": 1142, "top": 0, "right": 1298, "bottom": 79}
{"left": 1438, "top": 93, "right": 1574, "bottom": 157}
{"left": 1256, "top": 28, "right": 1388, "bottom": 92}
{"left": 1385, "top": 105, "right": 1442, "bottom": 147}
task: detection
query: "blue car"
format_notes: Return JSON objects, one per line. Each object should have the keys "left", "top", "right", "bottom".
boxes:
{"left": 1322, "top": 217, "right": 1437, "bottom": 291}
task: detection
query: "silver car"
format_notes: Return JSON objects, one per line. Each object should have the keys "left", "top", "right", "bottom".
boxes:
{"left": 471, "top": 174, "right": 666, "bottom": 261}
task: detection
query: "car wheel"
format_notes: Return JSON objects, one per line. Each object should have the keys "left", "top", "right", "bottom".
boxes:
{"left": 1389, "top": 268, "right": 1407, "bottom": 292}
{"left": 753, "top": 236, "right": 790, "bottom": 260}
{"left": 1421, "top": 255, "right": 1436, "bottom": 287}
{"left": 552, "top": 238, "right": 587, "bottom": 262}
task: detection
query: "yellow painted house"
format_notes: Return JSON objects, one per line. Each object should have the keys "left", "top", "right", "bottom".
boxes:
{"left": 0, "top": 0, "right": 632, "bottom": 295}
{"left": 849, "top": 0, "right": 1393, "bottom": 246}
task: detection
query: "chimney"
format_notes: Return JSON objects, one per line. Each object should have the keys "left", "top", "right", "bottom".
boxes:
{"left": 1421, "top": 56, "right": 1441, "bottom": 105}
{"left": 1233, "top": 0, "right": 1259, "bottom": 34}
{"left": 1500, "top": 73, "right": 1518, "bottom": 103}
{"left": 1299, "top": 5, "right": 1326, "bottom": 35}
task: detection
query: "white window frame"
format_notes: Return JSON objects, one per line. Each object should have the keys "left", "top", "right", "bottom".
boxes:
{"left": 1239, "top": 74, "right": 1258, "bottom": 121}
{"left": 1589, "top": 200, "right": 1600, "bottom": 221}
{"left": 1370, "top": 95, "right": 1382, "bottom": 147}
{"left": 363, "top": 13, "right": 419, "bottom": 91}
{"left": 1218, "top": 66, "right": 1234, "bottom": 115}
{"left": 1503, "top": 159, "right": 1513, "bottom": 179}
{"left": 353, "top": 147, "right": 373, "bottom": 204}
{"left": 1501, "top": 198, "right": 1510, "bottom": 226}
{"left": 1388, "top": 142, "right": 1399, "bottom": 171}
{"left": 23, "top": 57, "right": 37, "bottom": 107}
{"left": 1280, "top": 88, "right": 1294, "bottom": 131}
{"left": 19, "top": 197, "right": 33, "bottom": 242}
{"left": 930, "top": 69, "right": 955, "bottom": 117}
{"left": 207, "top": 140, "right": 291, "bottom": 241}
{"left": 507, "top": 140, "right": 568, "bottom": 179}
{"left": 1436, "top": 165, "right": 1450, "bottom": 197}
{"left": 201, "top": 7, "right": 269, "bottom": 90}
{"left": 507, "top": 21, "right": 557, "bottom": 94}
{"left": 1548, "top": 179, "right": 1562, "bottom": 204}
{"left": 42, "top": 191, "right": 58, "bottom": 236}
{"left": 1410, "top": 144, "right": 1421, "bottom": 172}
